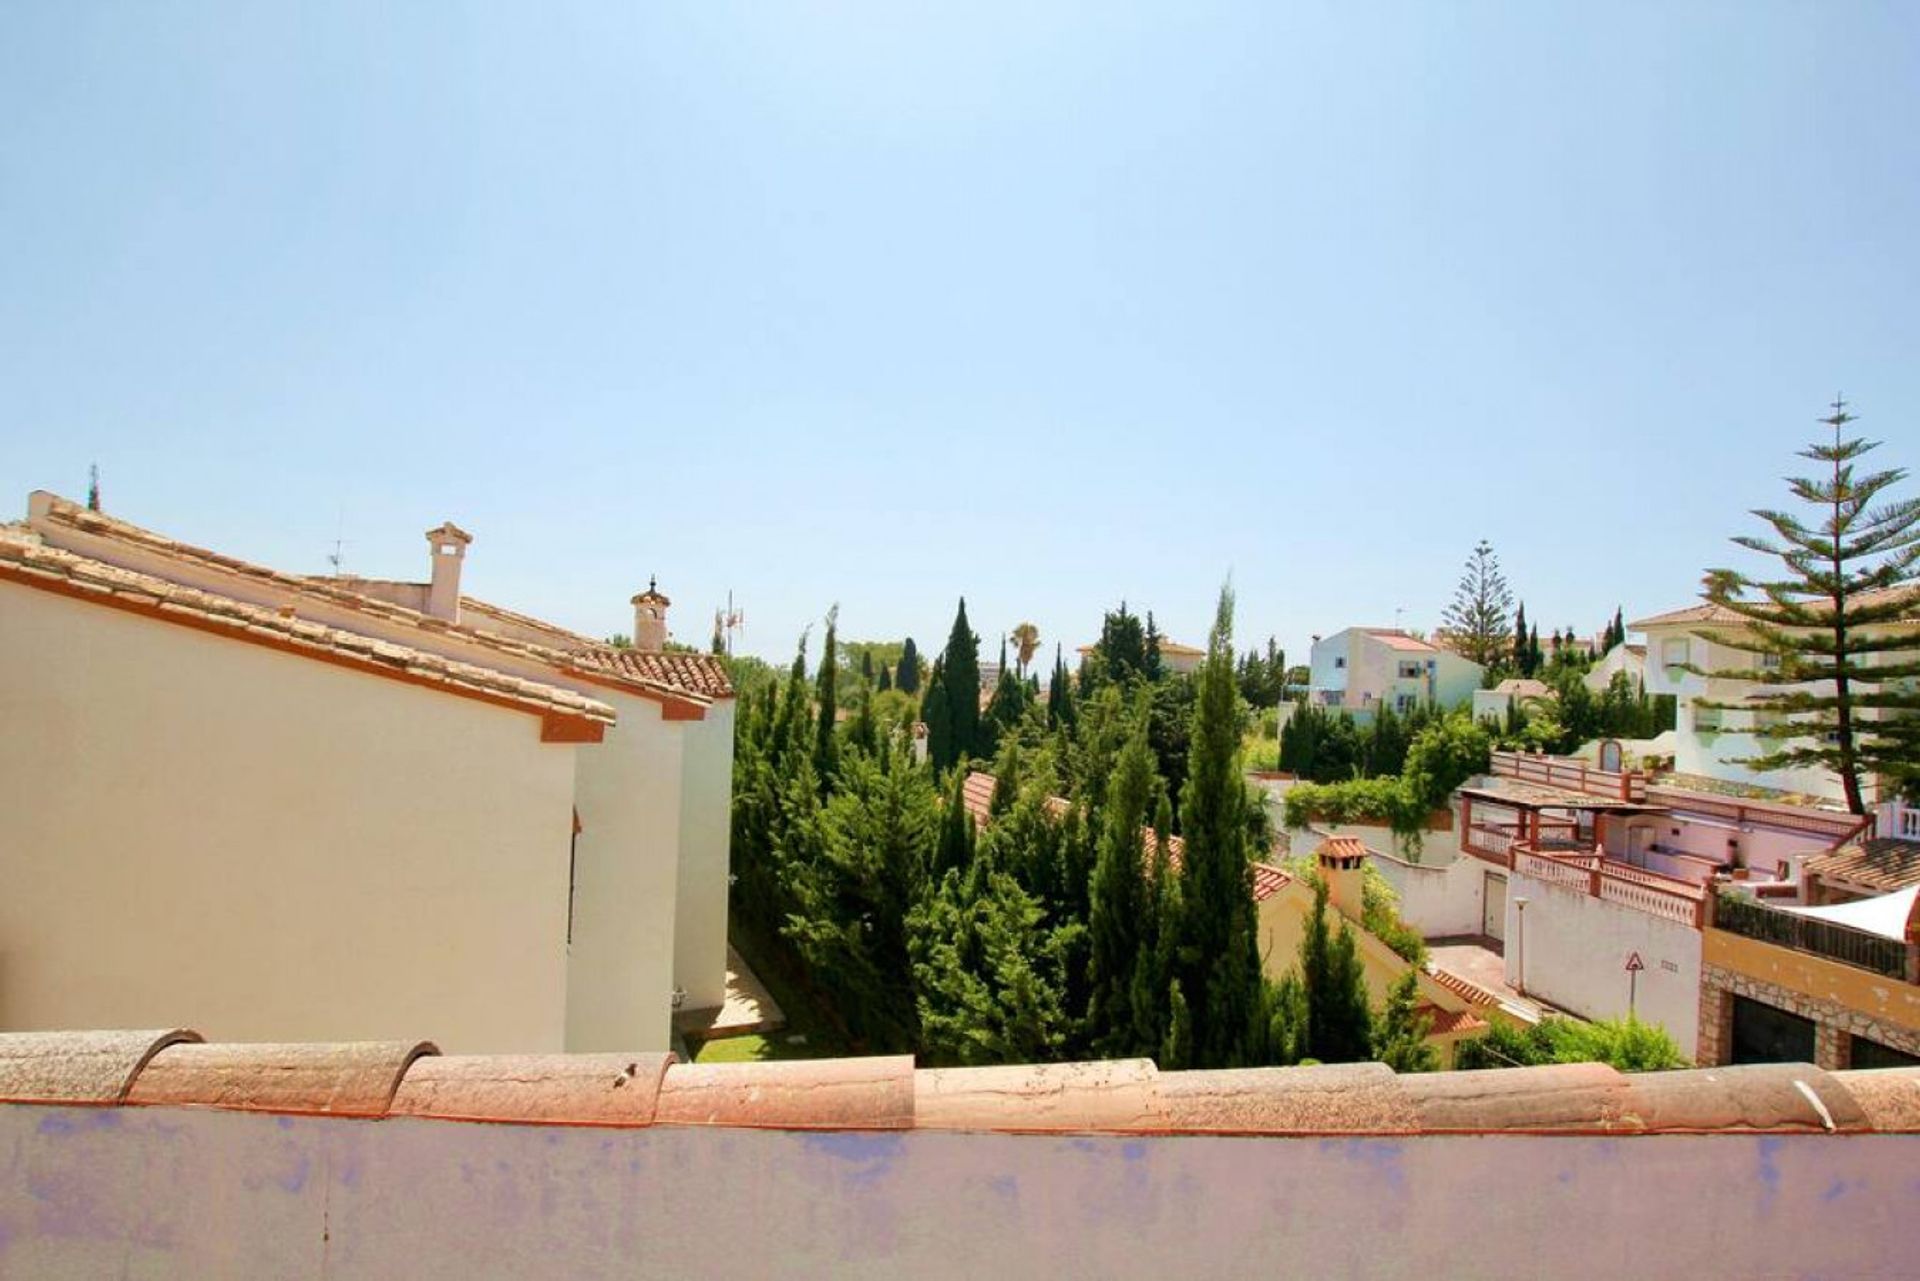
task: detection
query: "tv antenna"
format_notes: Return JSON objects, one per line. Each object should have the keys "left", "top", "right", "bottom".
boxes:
{"left": 326, "top": 506, "right": 351, "bottom": 576}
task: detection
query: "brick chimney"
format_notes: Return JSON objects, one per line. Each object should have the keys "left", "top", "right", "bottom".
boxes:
{"left": 631, "top": 577, "right": 670, "bottom": 652}
{"left": 1316, "top": 836, "right": 1369, "bottom": 924}
{"left": 424, "top": 522, "right": 472, "bottom": 623}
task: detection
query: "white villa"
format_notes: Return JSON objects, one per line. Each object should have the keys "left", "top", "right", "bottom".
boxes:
{"left": 1583, "top": 641, "right": 1647, "bottom": 694}
{"left": 1306, "top": 627, "right": 1483, "bottom": 718}
{"left": 0, "top": 491, "right": 734, "bottom": 1055}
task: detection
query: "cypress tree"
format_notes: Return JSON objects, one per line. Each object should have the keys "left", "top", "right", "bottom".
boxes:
{"left": 1700, "top": 398, "right": 1920, "bottom": 814}
{"left": 897, "top": 637, "right": 921, "bottom": 695}
{"left": 877, "top": 664, "right": 893, "bottom": 692}
{"left": 1047, "top": 643, "right": 1078, "bottom": 732}
{"left": 1300, "top": 876, "right": 1374, "bottom": 1063}
{"left": 1513, "top": 602, "right": 1531, "bottom": 676}
{"left": 1175, "top": 585, "right": 1262, "bottom": 1068}
{"left": 861, "top": 650, "right": 874, "bottom": 683}
{"left": 814, "top": 606, "right": 840, "bottom": 785}
{"left": 1373, "top": 971, "right": 1438, "bottom": 1072}
{"left": 1144, "top": 611, "right": 1164, "bottom": 682}
{"left": 923, "top": 657, "right": 953, "bottom": 772}
{"left": 934, "top": 767, "right": 976, "bottom": 877}
{"left": 942, "top": 598, "right": 983, "bottom": 761}
{"left": 1087, "top": 719, "right": 1155, "bottom": 1052}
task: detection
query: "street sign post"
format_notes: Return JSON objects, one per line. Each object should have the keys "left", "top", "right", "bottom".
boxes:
{"left": 1625, "top": 951, "right": 1645, "bottom": 1019}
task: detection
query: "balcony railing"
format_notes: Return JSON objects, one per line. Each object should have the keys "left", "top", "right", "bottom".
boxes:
{"left": 1713, "top": 893, "right": 1911, "bottom": 980}
{"left": 1490, "top": 751, "right": 1646, "bottom": 802}
{"left": 1509, "top": 843, "right": 1708, "bottom": 927}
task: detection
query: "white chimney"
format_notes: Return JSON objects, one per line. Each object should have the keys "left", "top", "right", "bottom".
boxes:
{"left": 631, "top": 577, "right": 670, "bottom": 652}
{"left": 424, "top": 522, "right": 472, "bottom": 623}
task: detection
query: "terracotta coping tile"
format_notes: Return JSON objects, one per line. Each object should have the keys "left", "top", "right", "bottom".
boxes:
{"left": 1617, "top": 1064, "right": 1870, "bottom": 1134}
{"left": 915, "top": 1059, "right": 1167, "bottom": 1134}
{"left": 0, "top": 1029, "right": 202, "bottom": 1105}
{"left": 1158, "top": 1063, "right": 1419, "bottom": 1135}
{"left": 654, "top": 1056, "right": 916, "bottom": 1130}
{"left": 390, "top": 1053, "right": 673, "bottom": 1127}
{"left": 1831, "top": 1068, "right": 1920, "bottom": 1133}
{"left": 1400, "top": 1063, "right": 1636, "bottom": 1133}
{"left": 126, "top": 1040, "right": 438, "bottom": 1117}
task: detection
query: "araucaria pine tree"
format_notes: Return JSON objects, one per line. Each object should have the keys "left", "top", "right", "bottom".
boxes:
{"left": 1441, "top": 540, "right": 1515, "bottom": 669}
{"left": 1174, "top": 585, "right": 1264, "bottom": 1068}
{"left": 1700, "top": 398, "right": 1920, "bottom": 815}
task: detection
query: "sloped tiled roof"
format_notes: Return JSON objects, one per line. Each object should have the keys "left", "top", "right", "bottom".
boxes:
{"left": 1805, "top": 838, "right": 1920, "bottom": 895}
{"left": 1252, "top": 863, "right": 1292, "bottom": 902}
{"left": 1363, "top": 629, "right": 1438, "bottom": 653}
{"left": 1423, "top": 964, "right": 1508, "bottom": 1010}
{"left": 573, "top": 647, "right": 734, "bottom": 699}
{"left": 0, "top": 529, "right": 617, "bottom": 730}
{"left": 1416, "top": 1004, "right": 1489, "bottom": 1037}
{"left": 1628, "top": 603, "right": 1745, "bottom": 630}
{"left": 27, "top": 493, "right": 709, "bottom": 717}
{"left": 1491, "top": 678, "right": 1553, "bottom": 698}
{"left": 3, "top": 1029, "right": 1916, "bottom": 1135}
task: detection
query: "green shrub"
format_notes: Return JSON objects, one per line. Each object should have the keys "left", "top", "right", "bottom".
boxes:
{"left": 1454, "top": 1016, "right": 1689, "bottom": 1072}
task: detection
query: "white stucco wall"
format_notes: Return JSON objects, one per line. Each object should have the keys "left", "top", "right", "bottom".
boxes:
{"left": 673, "top": 700, "right": 735, "bottom": 1012}
{"left": 1367, "top": 848, "right": 1487, "bottom": 940}
{"left": 568, "top": 694, "right": 687, "bottom": 1053}
{"left": 0, "top": 585, "right": 579, "bottom": 1052}
{"left": 3, "top": 1105, "right": 1914, "bottom": 1279}
{"left": 1504, "top": 867, "right": 1703, "bottom": 1054}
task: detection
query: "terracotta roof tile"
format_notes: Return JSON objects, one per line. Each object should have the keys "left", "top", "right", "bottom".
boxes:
{"left": 7, "top": 1030, "right": 1920, "bottom": 1135}
{"left": 1805, "top": 838, "right": 1920, "bottom": 894}
{"left": 1617, "top": 1063, "right": 1870, "bottom": 1134}
{"left": 1415, "top": 1005, "right": 1488, "bottom": 1037}
{"left": 1160, "top": 1063, "right": 1418, "bottom": 1135}
{"left": 391, "top": 1053, "right": 673, "bottom": 1126}
{"left": 1362, "top": 628, "right": 1439, "bottom": 653}
{"left": 126, "top": 1040, "right": 437, "bottom": 1117}
{"left": 0, "top": 1029, "right": 201, "bottom": 1105}
{"left": 570, "top": 648, "right": 735, "bottom": 698}
{"left": 0, "top": 529, "right": 617, "bottom": 728}
{"left": 916, "top": 1059, "right": 1166, "bottom": 1134}
{"left": 1836, "top": 1068, "right": 1920, "bottom": 1133}
{"left": 1251, "top": 863, "right": 1292, "bottom": 902}
{"left": 1424, "top": 965, "right": 1507, "bottom": 1010}
{"left": 26, "top": 494, "right": 709, "bottom": 717}
{"left": 1627, "top": 602, "right": 1744, "bottom": 630}
{"left": 1401, "top": 1063, "right": 1635, "bottom": 1133}
{"left": 653, "top": 1056, "right": 916, "bottom": 1130}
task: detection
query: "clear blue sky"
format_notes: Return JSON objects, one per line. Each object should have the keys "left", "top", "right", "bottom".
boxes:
{"left": 3, "top": 4, "right": 1916, "bottom": 666}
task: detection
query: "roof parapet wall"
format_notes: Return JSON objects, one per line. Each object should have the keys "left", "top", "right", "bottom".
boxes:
{"left": 2, "top": 1030, "right": 1915, "bottom": 1135}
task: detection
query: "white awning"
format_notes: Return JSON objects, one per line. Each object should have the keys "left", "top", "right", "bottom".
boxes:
{"left": 1777, "top": 885, "right": 1918, "bottom": 941}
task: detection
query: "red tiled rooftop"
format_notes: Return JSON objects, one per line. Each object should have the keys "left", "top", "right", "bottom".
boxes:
{"left": 1362, "top": 629, "right": 1437, "bottom": 653}
{"left": 570, "top": 647, "right": 735, "bottom": 699}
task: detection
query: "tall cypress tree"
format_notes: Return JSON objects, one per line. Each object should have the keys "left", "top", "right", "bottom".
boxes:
{"left": 942, "top": 598, "right": 983, "bottom": 762}
{"left": 1175, "top": 585, "right": 1262, "bottom": 1068}
{"left": 897, "top": 637, "right": 922, "bottom": 695}
{"left": 923, "top": 657, "right": 953, "bottom": 772}
{"left": 1087, "top": 718, "right": 1156, "bottom": 1052}
{"left": 1700, "top": 398, "right": 1920, "bottom": 814}
{"left": 1144, "top": 612, "right": 1165, "bottom": 682}
{"left": 1047, "top": 643, "right": 1078, "bottom": 732}
{"left": 814, "top": 606, "right": 840, "bottom": 785}
{"left": 1299, "top": 876, "right": 1374, "bottom": 1063}
{"left": 1513, "top": 602, "right": 1531, "bottom": 676}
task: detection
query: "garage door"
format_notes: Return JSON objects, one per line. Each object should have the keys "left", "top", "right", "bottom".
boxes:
{"left": 1730, "top": 995, "right": 1816, "bottom": 1064}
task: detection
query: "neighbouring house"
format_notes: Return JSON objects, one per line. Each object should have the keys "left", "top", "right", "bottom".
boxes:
{"left": 1631, "top": 593, "right": 1920, "bottom": 806}
{"left": 1075, "top": 638, "right": 1207, "bottom": 677}
{"left": 0, "top": 492, "right": 735, "bottom": 1054}
{"left": 959, "top": 775, "right": 1500, "bottom": 1065}
{"left": 1306, "top": 628, "right": 1483, "bottom": 719}
{"left": 1700, "top": 884, "right": 1920, "bottom": 1069}
{"left": 1471, "top": 677, "right": 1553, "bottom": 724}
{"left": 1583, "top": 641, "right": 1647, "bottom": 695}
{"left": 1254, "top": 838, "right": 1521, "bottom": 1066}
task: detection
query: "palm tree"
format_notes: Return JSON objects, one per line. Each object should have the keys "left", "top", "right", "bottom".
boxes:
{"left": 1009, "top": 622, "right": 1042, "bottom": 675}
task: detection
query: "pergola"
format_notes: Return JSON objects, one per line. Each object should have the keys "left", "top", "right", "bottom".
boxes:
{"left": 1458, "top": 775, "right": 1667, "bottom": 866}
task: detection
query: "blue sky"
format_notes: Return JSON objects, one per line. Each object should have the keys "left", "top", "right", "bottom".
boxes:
{"left": 3, "top": 4, "right": 1916, "bottom": 666}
